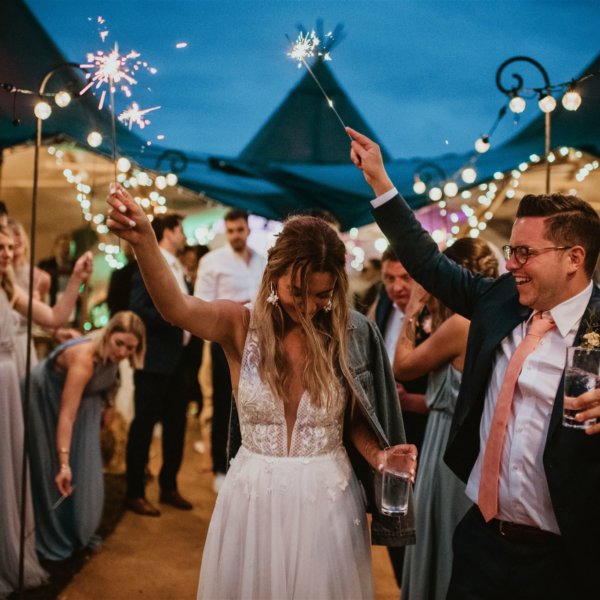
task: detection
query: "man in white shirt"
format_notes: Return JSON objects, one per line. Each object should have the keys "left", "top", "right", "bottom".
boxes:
{"left": 126, "top": 213, "right": 193, "bottom": 516}
{"left": 349, "top": 127, "right": 600, "bottom": 599}
{"left": 194, "top": 208, "right": 266, "bottom": 491}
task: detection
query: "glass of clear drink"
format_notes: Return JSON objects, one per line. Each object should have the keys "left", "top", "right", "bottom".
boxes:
{"left": 563, "top": 346, "right": 600, "bottom": 429}
{"left": 380, "top": 447, "right": 412, "bottom": 516}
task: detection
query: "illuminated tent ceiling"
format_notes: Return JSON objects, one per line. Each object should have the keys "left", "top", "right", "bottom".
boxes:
{"left": 1, "top": 0, "right": 598, "bottom": 260}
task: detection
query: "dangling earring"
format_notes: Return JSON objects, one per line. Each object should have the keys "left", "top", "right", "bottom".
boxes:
{"left": 324, "top": 299, "right": 333, "bottom": 313}
{"left": 266, "top": 283, "right": 279, "bottom": 306}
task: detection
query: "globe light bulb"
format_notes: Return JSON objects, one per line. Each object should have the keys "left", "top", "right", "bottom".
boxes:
{"left": 87, "top": 131, "right": 103, "bottom": 148}
{"left": 155, "top": 175, "right": 167, "bottom": 190}
{"left": 509, "top": 95, "right": 526, "bottom": 114}
{"left": 461, "top": 167, "right": 477, "bottom": 184}
{"left": 34, "top": 100, "right": 52, "bottom": 120}
{"left": 428, "top": 186, "right": 443, "bottom": 201}
{"left": 413, "top": 178, "right": 426, "bottom": 195}
{"left": 166, "top": 173, "right": 178, "bottom": 186}
{"left": 538, "top": 93, "right": 557, "bottom": 113}
{"left": 562, "top": 89, "right": 582, "bottom": 111}
{"left": 443, "top": 181, "right": 459, "bottom": 197}
{"left": 474, "top": 135, "right": 490, "bottom": 153}
{"left": 54, "top": 90, "right": 72, "bottom": 108}
{"left": 117, "top": 157, "right": 132, "bottom": 173}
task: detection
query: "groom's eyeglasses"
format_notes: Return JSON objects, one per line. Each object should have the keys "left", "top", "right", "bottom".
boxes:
{"left": 502, "top": 244, "right": 572, "bottom": 265}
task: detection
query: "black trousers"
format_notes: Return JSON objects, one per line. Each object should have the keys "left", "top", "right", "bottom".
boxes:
{"left": 126, "top": 363, "right": 188, "bottom": 499}
{"left": 447, "top": 506, "right": 581, "bottom": 600}
{"left": 210, "top": 342, "right": 232, "bottom": 475}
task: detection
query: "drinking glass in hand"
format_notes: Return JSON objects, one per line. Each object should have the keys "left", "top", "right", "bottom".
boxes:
{"left": 380, "top": 447, "right": 413, "bottom": 516}
{"left": 563, "top": 346, "right": 600, "bottom": 430}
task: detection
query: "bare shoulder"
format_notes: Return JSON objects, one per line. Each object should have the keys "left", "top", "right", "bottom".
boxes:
{"left": 56, "top": 340, "right": 95, "bottom": 374}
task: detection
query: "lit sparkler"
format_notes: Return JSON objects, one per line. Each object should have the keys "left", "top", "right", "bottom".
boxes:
{"left": 287, "top": 30, "right": 349, "bottom": 138}
{"left": 118, "top": 102, "right": 161, "bottom": 130}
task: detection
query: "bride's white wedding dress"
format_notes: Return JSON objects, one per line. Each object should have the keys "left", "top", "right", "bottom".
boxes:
{"left": 197, "top": 324, "right": 373, "bottom": 599}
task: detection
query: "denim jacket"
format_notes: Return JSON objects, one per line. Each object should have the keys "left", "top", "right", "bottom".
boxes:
{"left": 227, "top": 309, "right": 415, "bottom": 547}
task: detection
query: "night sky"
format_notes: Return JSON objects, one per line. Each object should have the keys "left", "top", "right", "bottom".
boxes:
{"left": 27, "top": 0, "right": 599, "bottom": 161}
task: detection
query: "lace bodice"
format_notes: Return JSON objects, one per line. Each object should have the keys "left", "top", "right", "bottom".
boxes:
{"left": 236, "top": 326, "right": 346, "bottom": 457}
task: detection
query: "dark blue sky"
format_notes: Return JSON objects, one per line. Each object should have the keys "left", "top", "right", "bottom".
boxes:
{"left": 27, "top": 0, "right": 599, "bottom": 160}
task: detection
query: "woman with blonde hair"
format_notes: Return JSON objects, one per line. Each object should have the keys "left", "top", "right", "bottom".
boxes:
{"left": 0, "top": 224, "right": 92, "bottom": 596}
{"left": 26, "top": 311, "right": 146, "bottom": 561}
{"left": 107, "top": 184, "right": 417, "bottom": 599}
{"left": 7, "top": 217, "right": 51, "bottom": 376}
{"left": 394, "top": 237, "right": 499, "bottom": 600}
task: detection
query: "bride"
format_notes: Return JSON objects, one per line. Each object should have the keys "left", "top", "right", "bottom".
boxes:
{"left": 107, "top": 184, "right": 416, "bottom": 599}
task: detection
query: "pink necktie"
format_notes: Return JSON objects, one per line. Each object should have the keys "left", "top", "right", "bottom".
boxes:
{"left": 478, "top": 312, "right": 556, "bottom": 521}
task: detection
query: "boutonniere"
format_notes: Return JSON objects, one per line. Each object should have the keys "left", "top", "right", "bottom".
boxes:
{"left": 580, "top": 309, "right": 600, "bottom": 350}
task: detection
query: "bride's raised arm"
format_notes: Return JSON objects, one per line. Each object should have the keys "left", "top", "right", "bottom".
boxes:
{"left": 106, "top": 184, "right": 245, "bottom": 347}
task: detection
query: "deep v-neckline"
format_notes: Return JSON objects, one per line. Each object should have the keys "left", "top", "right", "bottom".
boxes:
{"left": 282, "top": 391, "right": 308, "bottom": 455}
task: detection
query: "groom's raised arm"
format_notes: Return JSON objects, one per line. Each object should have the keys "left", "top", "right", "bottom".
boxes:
{"left": 347, "top": 127, "right": 490, "bottom": 319}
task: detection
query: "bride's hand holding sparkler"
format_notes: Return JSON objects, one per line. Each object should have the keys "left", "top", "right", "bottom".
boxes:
{"left": 347, "top": 127, "right": 395, "bottom": 197}
{"left": 106, "top": 183, "right": 152, "bottom": 246}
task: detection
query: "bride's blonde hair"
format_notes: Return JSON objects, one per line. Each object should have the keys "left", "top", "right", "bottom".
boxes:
{"left": 0, "top": 225, "right": 15, "bottom": 302}
{"left": 253, "top": 215, "right": 356, "bottom": 411}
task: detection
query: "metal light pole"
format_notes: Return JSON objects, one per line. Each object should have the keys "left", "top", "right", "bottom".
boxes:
{"left": 18, "top": 62, "right": 86, "bottom": 596}
{"left": 495, "top": 56, "right": 553, "bottom": 193}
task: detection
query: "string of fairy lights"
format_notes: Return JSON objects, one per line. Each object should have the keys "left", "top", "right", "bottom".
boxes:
{"left": 409, "top": 61, "right": 599, "bottom": 247}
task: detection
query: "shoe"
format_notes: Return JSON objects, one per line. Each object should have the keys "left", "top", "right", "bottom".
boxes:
{"left": 213, "top": 472, "right": 226, "bottom": 494}
{"left": 193, "top": 440, "right": 206, "bottom": 454}
{"left": 159, "top": 490, "right": 193, "bottom": 510}
{"left": 126, "top": 497, "right": 161, "bottom": 517}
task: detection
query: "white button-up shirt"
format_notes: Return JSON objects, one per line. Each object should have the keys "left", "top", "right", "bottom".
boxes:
{"left": 160, "top": 247, "right": 191, "bottom": 345}
{"left": 193, "top": 244, "right": 266, "bottom": 303}
{"left": 384, "top": 304, "right": 404, "bottom": 364}
{"left": 465, "top": 282, "right": 593, "bottom": 533}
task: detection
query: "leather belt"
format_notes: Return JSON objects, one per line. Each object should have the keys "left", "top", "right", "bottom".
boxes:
{"left": 487, "top": 518, "right": 561, "bottom": 545}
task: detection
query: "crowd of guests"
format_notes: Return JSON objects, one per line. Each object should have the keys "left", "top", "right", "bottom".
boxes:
{"left": 2, "top": 119, "right": 600, "bottom": 600}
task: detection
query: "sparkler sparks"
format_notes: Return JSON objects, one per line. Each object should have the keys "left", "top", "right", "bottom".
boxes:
{"left": 118, "top": 102, "right": 161, "bottom": 130}
{"left": 287, "top": 31, "right": 332, "bottom": 67}
{"left": 80, "top": 44, "right": 141, "bottom": 109}
{"left": 286, "top": 29, "right": 349, "bottom": 137}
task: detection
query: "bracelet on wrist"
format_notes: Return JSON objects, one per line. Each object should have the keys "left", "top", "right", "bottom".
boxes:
{"left": 59, "top": 464, "right": 71, "bottom": 473}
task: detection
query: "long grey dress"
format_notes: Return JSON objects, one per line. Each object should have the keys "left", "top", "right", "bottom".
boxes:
{"left": 401, "top": 363, "right": 472, "bottom": 600}
{"left": 27, "top": 336, "right": 118, "bottom": 561}
{"left": 0, "top": 290, "right": 47, "bottom": 598}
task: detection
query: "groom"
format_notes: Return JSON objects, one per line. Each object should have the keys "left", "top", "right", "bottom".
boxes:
{"left": 348, "top": 127, "right": 600, "bottom": 600}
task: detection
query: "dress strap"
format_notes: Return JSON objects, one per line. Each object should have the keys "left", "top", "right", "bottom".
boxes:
{"left": 47, "top": 335, "right": 92, "bottom": 366}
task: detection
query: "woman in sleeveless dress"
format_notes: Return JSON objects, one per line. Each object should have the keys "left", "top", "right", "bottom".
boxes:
{"left": 393, "top": 238, "right": 499, "bottom": 600}
{"left": 107, "top": 185, "right": 417, "bottom": 600}
{"left": 27, "top": 311, "right": 145, "bottom": 561}
{"left": 0, "top": 225, "right": 92, "bottom": 597}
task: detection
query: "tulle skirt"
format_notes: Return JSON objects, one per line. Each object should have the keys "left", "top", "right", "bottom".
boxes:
{"left": 197, "top": 445, "right": 373, "bottom": 600}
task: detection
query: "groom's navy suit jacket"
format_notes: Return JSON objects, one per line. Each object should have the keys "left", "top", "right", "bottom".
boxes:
{"left": 373, "top": 193, "right": 600, "bottom": 582}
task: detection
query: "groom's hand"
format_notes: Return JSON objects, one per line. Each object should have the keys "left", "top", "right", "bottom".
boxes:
{"left": 347, "top": 127, "right": 395, "bottom": 197}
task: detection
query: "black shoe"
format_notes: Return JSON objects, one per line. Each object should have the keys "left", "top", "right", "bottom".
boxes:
{"left": 159, "top": 490, "right": 193, "bottom": 510}
{"left": 126, "top": 497, "right": 161, "bottom": 517}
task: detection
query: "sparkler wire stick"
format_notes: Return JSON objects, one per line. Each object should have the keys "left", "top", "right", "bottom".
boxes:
{"left": 299, "top": 56, "right": 351, "bottom": 139}
{"left": 286, "top": 33, "right": 351, "bottom": 140}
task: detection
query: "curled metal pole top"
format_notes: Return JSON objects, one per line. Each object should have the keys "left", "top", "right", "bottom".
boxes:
{"left": 495, "top": 55, "right": 551, "bottom": 96}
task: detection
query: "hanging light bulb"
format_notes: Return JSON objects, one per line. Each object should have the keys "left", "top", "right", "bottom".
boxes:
{"left": 443, "top": 181, "right": 459, "bottom": 197}
{"left": 34, "top": 100, "right": 52, "bottom": 120}
{"left": 509, "top": 93, "right": 526, "bottom": 114}
{"left": 428, "top": 186, "right": 443, "bottom": 201}
{"left": 562, "top": 84, "right": 582, "bottom": 111}
{"left": 413, "top": 176, "right": 426, "bottom": 195}
{"left": 87, "top": 131, "right": 103, "bottom": 148}
{"left": 117, "top": 157, "right": 132, "bottom": 173}
{"left": 461, "top": 167, "right": 477, "bottom": 184}
{"left": 474, "top": 135, "right": 490, "bottom": 154}
{"left": 54, "top": 90, "right": 72, "bottom": 108}
{"left": 166, "top": 173, "right": 178, "bottom": 186}
{"left": 538, "top": 92, "right": 557, "bottom": 113}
